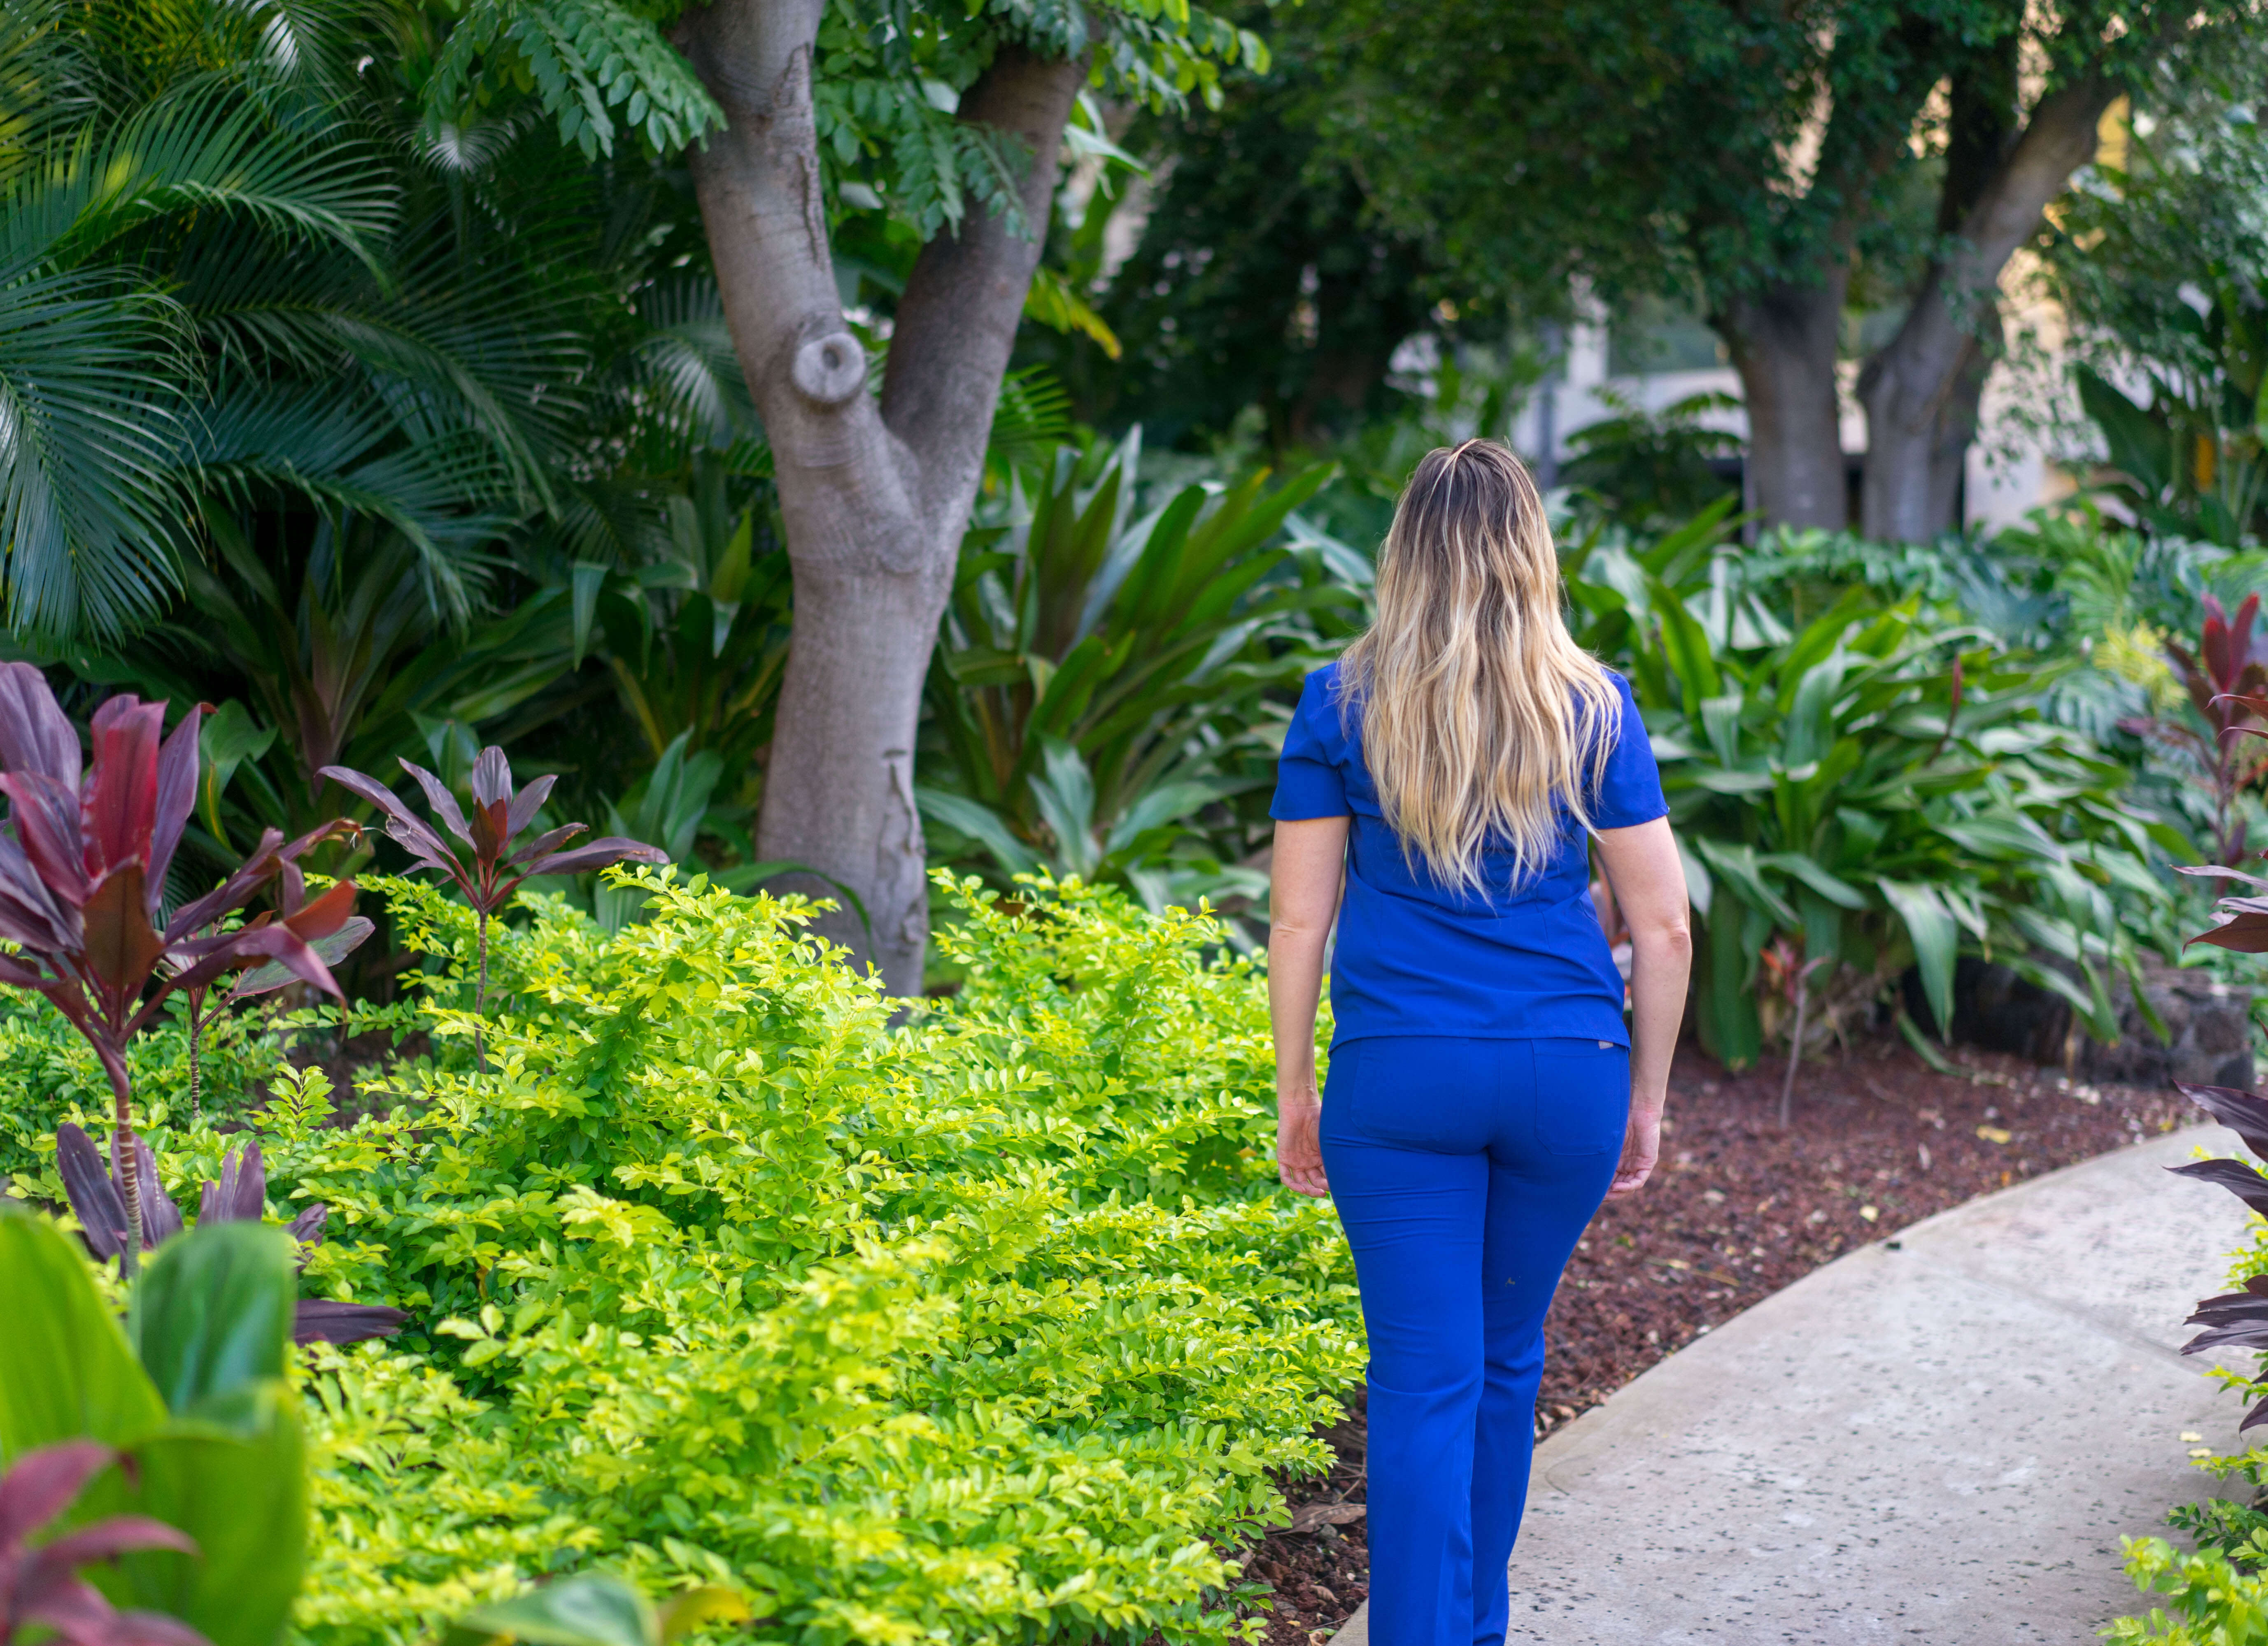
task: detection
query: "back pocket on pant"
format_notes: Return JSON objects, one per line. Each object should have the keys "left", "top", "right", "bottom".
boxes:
{"left": 1530, "top": 1038, "right": 1630, "bottom": 1156}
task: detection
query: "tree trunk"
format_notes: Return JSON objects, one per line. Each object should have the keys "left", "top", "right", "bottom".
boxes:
{"left": 676, "top": 0, "right": 1083, "bottom": 995}
{"left": 1860, "top": 76, "right": 2117, "bottom": 541}
{"left": 1717, "top": 277, "right": 1849, "bottom": 530}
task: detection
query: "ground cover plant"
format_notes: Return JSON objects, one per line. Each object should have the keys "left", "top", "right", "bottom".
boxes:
{"left": 4, "top": 868, "right": 1362, "bottom": 1646}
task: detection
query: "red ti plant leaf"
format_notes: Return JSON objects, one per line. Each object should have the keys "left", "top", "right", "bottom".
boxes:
{"left": 2168, "top": 1157, "right": 2268, "bottom": 1218}
{"left": 0, "top": 665, "right": 363, "bottom": 1275}
{"left": 0, "top": 1439, "right": 210, "bottom": 1646}
{"left": 319, "top": 747, "right": 666, "bottom": 1069}
{"left": 53, "top": 1123, "right": 405, "bottom": 1345}
{"left": 2175, "top": 1081, "right": 2268, "bottom": 1159}
{"left": 2139, "top": 594, "right": 2268, "bottom": 865}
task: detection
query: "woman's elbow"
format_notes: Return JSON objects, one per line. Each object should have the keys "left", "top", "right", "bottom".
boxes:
{"left": 1633, "top": 909, "right": 1692, "bottom": 957}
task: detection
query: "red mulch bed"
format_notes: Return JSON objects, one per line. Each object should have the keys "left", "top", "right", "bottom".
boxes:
{"left": 1239, "top": 1037, "right": 2196, "bottom": 1646}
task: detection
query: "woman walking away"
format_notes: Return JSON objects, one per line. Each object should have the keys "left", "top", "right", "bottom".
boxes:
{"left": 1268, "top": 439, "right": 1691, "bottom": 1646}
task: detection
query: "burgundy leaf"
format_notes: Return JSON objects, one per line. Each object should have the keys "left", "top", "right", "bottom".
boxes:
{"left": 0, "top": 951, "right": 49, "bottom": 989}
{"left": 0, "top": 825, "right": 76, "bottom": 950}
{"left": 470, "top": 746, "right": 512, "bottom": 812}
{"left": 523, "top": 838, "right": 671, "bottom": 878}
{"left": 145, "top": 707, "right": 205, "bottom": 916}
{"left": 0, "top": 1440, "right": 115, "bottom": 1548}
{"left": 318, "top": 767, "right": 467, "bottom": 881}
{"left": 279, "top": 879, "right": 357, "bottom": 942}
{"left": 273, "top": 818, "right": 359, "bottom": 916}
{"left": 2168, "top": 1158, "right": 2268, "bottom": 1218}
{"left": 2176, "top": 864, "right": 2268, "bottom": 888}
{"left": 505, "top": 823, "right": 585, "bottom": 870}
{"left": 467, "top": 796, "right": 508, "bottom": 867}
{"left": 2245, "top": 1392, "right": 2268, "bottom": 1434}
{"left": 162, "top": 828, "right": 285, "bottom": 944}
{"left": 55, "top": 1123, "right": 128, "bottom": 1259}
{"left": 29, "top": 1516, "right": 199, "bottom": 1572}
{"left": 291, "top": 1299, "right": 408, "bottom": 1345}
{"left": 0, "top": 662, "right": 81, "bottom": 786}
{"left": 396, "top": 760, "right": 474, "bottom": 849}
{"left": 505, "top": 774, "right": 557, "bottom": 841}
{"left": 110, "top": 1130, "right": 181, "bottom": 1248}
{"left": 152, "top": 923, "right": 343, "bottom": 1026}
{"left": 2187, "top": 901, "right": 2268, "bottom": 954}
{"left": 2187, "top": 1276, "right": 2268, "bottom": 1325}
{"left": 2176, "top": 1081, "right": 2268, "bottom": 1160}
{"left": 198, "top": 1142, "right": 265, "bottom": 1225}
{"left": 2184, "top": 1318, "right": 2268, "bottom": 1355}
{"left": 21, "top": 1581, "right": 211, "bottom": 1646}
{"left": 231, "top": 916, "right": 372, "bottom": 1000}
{"left": 284, "top": 1202, "right": 327, "bottom": 1247}
{"left": 81, "top": 867, "right": 166, "bottom": 1013}
{"left": 82, "top": 697, "right": 163, "bottom": 883}
{"left": 2, "top": 770, "right": 91, "bottom": 906}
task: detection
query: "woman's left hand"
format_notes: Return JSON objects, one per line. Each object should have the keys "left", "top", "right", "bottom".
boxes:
{"left": 1277, "top": 1096, "right": 1331, "bottom": 1197}
{"left": 1606, "top": 1107, "right": 1660, "bottom": 1199}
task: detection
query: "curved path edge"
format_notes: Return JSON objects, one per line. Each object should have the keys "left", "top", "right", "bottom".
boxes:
{"left": 1326, "top": 1122, "right": 2256, "bottom": 1645}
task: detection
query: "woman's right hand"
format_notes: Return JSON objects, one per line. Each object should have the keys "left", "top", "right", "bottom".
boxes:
{"left": 1607, "top": 1105, "right": 1660, "bottom": 1199}
{"left": 1277, "top": 1094, "right": 1331, "bottom": 1197}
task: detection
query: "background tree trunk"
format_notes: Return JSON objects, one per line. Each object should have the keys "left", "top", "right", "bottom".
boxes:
{"left": 1718, "top": 277, "right": 1850, "bottom": 530}
{"left": 677, "top": 0, "right": 1083, "bottom": 995}
{"left": 1860, "top": 75, "right": 2116, "bottom": 540}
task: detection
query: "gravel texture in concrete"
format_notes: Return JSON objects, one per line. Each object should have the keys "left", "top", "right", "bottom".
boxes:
{"left": 1328, "top": 1124, "right": 2258, "bottom": 1646}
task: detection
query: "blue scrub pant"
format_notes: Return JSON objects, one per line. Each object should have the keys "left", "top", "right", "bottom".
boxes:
{"left": 1319, "top": 1036, "right": 1628, "bottom": 1646}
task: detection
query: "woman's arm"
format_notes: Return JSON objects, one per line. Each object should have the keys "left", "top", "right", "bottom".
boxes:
{"left": 1269, "top": 815, "right": 1350, "bottom": 1198}
{"left": 1591, "top": 816, "right": 1692, "bottom": 1198}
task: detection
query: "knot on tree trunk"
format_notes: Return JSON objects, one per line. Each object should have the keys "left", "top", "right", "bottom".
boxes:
{"left": 793, "top": 331, "right": 866, "bottom": 406}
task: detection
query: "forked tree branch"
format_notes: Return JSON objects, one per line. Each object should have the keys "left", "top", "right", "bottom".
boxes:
{"left": 883, "top": 46, "right": 1090, "bottom": 533}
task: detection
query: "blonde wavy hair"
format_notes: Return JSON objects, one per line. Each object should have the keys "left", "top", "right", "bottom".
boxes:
{"left": 1338, "top": 439, "right": 1621, "bottom": 895}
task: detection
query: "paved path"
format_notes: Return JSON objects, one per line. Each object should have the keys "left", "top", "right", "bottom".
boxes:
{"left": 1329, "top": 1125, "right": 2259, "bottom": 1645}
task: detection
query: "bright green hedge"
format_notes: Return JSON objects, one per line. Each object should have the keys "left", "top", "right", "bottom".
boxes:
{"left": 13, "top": 870, "right": 1361, "bottom": 1646}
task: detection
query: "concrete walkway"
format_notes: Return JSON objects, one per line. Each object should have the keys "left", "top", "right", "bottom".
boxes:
{"left": 1329, "top": 1124, "right": 2261, "bottom": 1645}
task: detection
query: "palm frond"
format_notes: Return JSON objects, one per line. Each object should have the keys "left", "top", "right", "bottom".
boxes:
{"left": 0, "top": 264, "right": 190, "bottom": 638}
{"left": 10, "top": 77, "right": 393, "bottom": 277}
{"left": 628, "top": 272, "right": 759, "bottom": 451}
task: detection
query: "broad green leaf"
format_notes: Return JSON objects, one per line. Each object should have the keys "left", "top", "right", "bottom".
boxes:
{"left": 913, "top": 789, "right": 1039, "bottom": 877}
{"left": 1106, "top": 780, "right": 1232, "bottom": 855}
{"left": 1693, "top": 902, "right": 1762, "bottom": 1071}
{"left": 1936, "top": 814, "right": 2068, "bottom": 865}
{"left": 130, "top": 1221, "right": 295, "bottom": 1415}
{"left": 196, "top": 700, "right": 275, "bottom": 844}
{"left": 1690, "top": 837, "right": 1798, "bottom": 926}
{"left": 1697, "top": 691, "right": 1742, "bottom": 767}
{"left": 448, "top": 1572, "right": 660, "bottom": 1646}
{"left": 1879, "top": 879, "right": 1960, "bottom": 1038}
{"left": 1029, "top": 736, "right": 1099, "bottom": 878}
{"left": 1759, "top": 852, "right": 1867, "bottom": 910}
{"left": 1651, "top": 584, "right": 1721, "bottom": 708}
{"left": 94, "top": 1382, "right": 308, "bottom": 1646}
{"left": 1675, "top": 833, "right": 1713, "bottom": 919}
{"left": 0, "top": 1203, "right": 165, "bottom": 1458}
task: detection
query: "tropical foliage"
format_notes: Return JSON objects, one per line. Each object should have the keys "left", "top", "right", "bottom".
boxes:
{"left": 920, "top": 434, "right": 1362, "bottom": 913}
{"left": 0, "top": 1208, "right": 312, "bottom": 1646}
{"left": 1565, "top": 519, "right": 2184, "bottom": 1070}
{"left": 3, "top": 869, "right": 1360, "bottom": 1646}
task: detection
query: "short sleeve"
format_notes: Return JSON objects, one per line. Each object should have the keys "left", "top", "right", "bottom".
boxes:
{"left": 1270, "top": 671, "right": 1350, "bottom": 820}
{"left": 1589, "top": 671, "right": 1668, "bottom": 830}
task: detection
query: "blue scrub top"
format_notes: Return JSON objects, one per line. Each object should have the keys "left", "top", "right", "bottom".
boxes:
{"left": 1269, "top": 661, "right": 1667, "bottom": 1050}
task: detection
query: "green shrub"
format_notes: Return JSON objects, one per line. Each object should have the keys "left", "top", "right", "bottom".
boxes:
{"left": 33, "top": 871, "right": 1358, "bottom": 1646}
{"left": 2110, "top": 1539, "right": 2268, "bottom": 1642}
